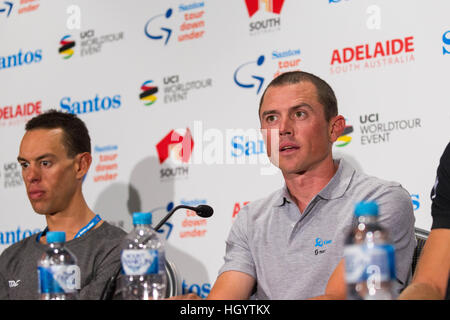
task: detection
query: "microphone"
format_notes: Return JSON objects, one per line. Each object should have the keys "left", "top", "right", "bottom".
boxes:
{"left": 154, "top": 204, "right": 214, "bottom": 231}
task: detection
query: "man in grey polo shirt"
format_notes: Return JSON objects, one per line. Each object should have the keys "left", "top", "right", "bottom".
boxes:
{"left": 206, "top": 71, "right": 416, "bottom": 300}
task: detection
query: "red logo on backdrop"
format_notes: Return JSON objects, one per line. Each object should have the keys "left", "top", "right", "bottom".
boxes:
{"left": 331, "top": 36, "right": 414, "bottom": 65}
{"left": 329, "top": 36, "right": 415, "bottom": 74}
{"left": 232, "top": 201, "right": 250, "bottom": 219}
{"left": 156, "top": 128, "right": 194, "bottom": 164}
{"left": 0, "top": 101, "right": 42, "bottom": 120}
{"left": 245, "top": 0, "right": 285, "bottom": 17}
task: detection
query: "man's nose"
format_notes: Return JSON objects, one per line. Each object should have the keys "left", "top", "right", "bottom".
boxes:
{"left": 279, "top": 116, "right": 294, "bottom": 136}
{"left": 24, "top": 164, "right": 40, "bottom": 183}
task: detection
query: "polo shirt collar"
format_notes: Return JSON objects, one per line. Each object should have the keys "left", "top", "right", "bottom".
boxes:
{"left": 274, "top": 158, "right": 355, "bottom": 207}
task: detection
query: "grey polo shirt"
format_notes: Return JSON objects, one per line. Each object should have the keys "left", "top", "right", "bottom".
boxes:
{"left": 218, "top": 158, "right": 416, "bottom": 299}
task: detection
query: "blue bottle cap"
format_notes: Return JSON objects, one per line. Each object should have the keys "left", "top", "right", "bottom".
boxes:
{"left": 354, "top": 201, "right": 379, "bottom": 217}
{"left": 46, "top": 231, "right": 66, "bottom": 243}
{"left": 132, "top": 212, "right": 152, "bottom": 225}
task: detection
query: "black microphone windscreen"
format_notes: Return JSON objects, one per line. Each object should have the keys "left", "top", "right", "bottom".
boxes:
{"left": 195, "top": 205, "right": 214, "bottom": 218}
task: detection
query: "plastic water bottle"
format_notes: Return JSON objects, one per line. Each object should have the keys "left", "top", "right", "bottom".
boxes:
{"left": 119, "top": 212, "right": 167, "bottom": 300}
{"left": 37, "top": 231, "right": 81, "bottom": 300}
{"left": 343, "top": 201, "right": 396, "bottom": 300}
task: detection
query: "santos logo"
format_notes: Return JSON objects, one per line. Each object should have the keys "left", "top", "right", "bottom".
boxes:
{"left": 0, "top": 227, "right": 41, "bottom": 245}
{"left": 0, "top": 49, "right": 42, "bottom": 70}
{"left": 231, "top": 135, "right": 265, "bottom": 157}
{"left": 60, "top": 94, "right": 121, "bottom": 114}
{"left": 182, "top": 280, "right": 210, "bottom": 298}
{"left": 234, "top": 55, "right": 265, "bottom": 94}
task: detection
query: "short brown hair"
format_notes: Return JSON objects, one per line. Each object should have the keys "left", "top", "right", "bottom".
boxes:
{"left": 25, "top": 109, "right": 91, "bottom": 158}
{"left": 259, "top": 71, "right": 338, "bottom": 122}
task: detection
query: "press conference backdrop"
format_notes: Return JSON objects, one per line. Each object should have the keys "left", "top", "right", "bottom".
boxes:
{"left": 1, "top": 0, "right": 449, "bottom": 297}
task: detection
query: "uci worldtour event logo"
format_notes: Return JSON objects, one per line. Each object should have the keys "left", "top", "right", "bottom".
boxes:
{"left": 0, "top": 100, "right": 42, "bottom": 127}
{"left": 141, "top": 75, "right": 212, "bottom": 105}
{"left": 140, "top": 80, "right": 158, "bottom": 106}
{"left": 60, "top": 93, "right": 121, "bottom": 115}
{"left": 330, "top": 36, "right": 415, "bottom": 75}
{"left": 335, "top": 120, "right": 353, "bottom": 147}
{"left": 359, "top": 113, "right": 421, "bottom": 145}
{"left": 156, "top": 128, "right": 194, "bottom": 180}
{"left": 234, "top": 48, "right": 302, "bottom": 94}
{"left": 59, "top": 35, "right": 76, "bottom": 59}
{"left": 244, "top": 0, "right": 285, "bottom": 35}
{"left": 58, "top": 29, "right": 124, "bottom": 59}
{"left": 144, "top": 1, "right": 206, "bottom": 46}
{"left": 2, "top": 161, "right": 23, "bottom": 188}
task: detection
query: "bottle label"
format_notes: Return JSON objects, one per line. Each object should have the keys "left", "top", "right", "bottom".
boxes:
{"left": 344, "top": 244, "right": 396, "bottom": 284}
{"left": 121, "top": 249, "right": 160, "bottom": 275}
{"left": 38, "top": 265, "right": 81, "bottom": 294}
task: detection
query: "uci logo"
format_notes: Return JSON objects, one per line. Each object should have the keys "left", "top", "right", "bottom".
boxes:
{"left": 233, "top": 55, "right": 265, "bottom": 94}
{"left": 145, "top": 8, "right": 173, "bottom": 45}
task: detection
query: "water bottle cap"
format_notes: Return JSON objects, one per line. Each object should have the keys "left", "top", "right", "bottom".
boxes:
{"left": 46, "top": 231, "right": 66, "bottom": 243}
{"left": 132, "top": 212, "right": 152, "bottom": 225}
{"left": 354, "top": 201, "right": 379, "bottom": 217}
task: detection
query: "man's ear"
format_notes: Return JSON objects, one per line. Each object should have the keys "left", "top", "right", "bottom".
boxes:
{"left": 329, "top": 115, "right": 346, "bottom": 143}
{"left": 75, "top": 152, "right": 92, "bottom": 179}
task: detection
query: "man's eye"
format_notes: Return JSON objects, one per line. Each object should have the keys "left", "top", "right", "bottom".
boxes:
{"left": 41, "top": 161, "right": 51, "bottom": 167}
{"left": 20, "top": 162, "right": 29, "bottom": 169}
{"left": 266, "top": 115, "right": 277, "bottom": 123}
{"left": 294, "top": 111, "right": 305, "bottom": 118}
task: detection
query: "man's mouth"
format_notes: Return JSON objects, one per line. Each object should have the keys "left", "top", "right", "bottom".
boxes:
{"left": 279, "top": 143, "right": 300, "bottom": 153}
{"left": 29, "top": 190, "right": 45, "bottom": 200}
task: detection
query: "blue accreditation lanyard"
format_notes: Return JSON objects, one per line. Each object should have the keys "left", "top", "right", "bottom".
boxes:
{"left": 36, "top": 214, "right": 102, "bottom": 242}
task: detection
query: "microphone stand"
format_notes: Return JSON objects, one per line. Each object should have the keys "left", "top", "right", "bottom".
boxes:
{"left": 154, "top": 205, "right": 201, "bottom": 231}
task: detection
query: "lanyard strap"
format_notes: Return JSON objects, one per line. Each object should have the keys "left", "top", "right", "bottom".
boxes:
{"left": 36, "top": 214, "right": 102, "bottom": 242}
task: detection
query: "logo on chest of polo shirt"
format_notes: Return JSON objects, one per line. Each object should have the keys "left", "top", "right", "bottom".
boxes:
{"left": 314, "top": 237, "right": 332, "bottom": 256}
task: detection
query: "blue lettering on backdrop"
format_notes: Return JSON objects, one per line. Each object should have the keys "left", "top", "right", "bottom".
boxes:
{"left": 0, "top": 227, "right": 41, "bottom": 245}
{"left": 0, "top": 49, "right": 43, "bottom": 70}
{"left": 443, "top": 31, "right": 450, "bottom": 55}
{"left": 60, "top": 94, "right": 122, "bottom": 114}
{"left": 231, "top": 136, "right": 265, "bottom": 157}
{"left": 182, "top": 279, "right": 211, "bottom": 298}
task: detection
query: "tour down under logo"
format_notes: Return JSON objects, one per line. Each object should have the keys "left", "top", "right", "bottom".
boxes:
{"left": 336, "top": 123, "right": 353, "bottom": 147}
{"left": 140, "top": 80, "right": 158, "bottom": 106}
{"left": 59, "top": 35, "right": 75, "bottom": 59}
